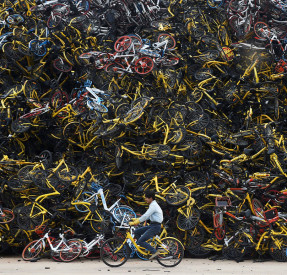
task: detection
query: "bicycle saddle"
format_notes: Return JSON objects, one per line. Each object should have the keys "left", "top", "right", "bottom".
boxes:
{"left": 243, "top": 148, "right": 253, "bottom": 155}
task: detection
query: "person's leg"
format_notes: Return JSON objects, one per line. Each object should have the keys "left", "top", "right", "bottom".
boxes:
{"left": 134, "top": 226, "right": 149, "bottom": 240}
{"left": 137, "top": 224, "right": 161, "bottom": 254}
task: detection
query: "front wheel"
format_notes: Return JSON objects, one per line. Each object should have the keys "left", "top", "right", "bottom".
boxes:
{"left": 100, "top": 237, "right": 130, "bottom": 267}
{"left": 156, "top": 237, "right": 184, "bottom": 267}
{"left": 22, "top": 240, "right": 43, "bottom": 261}
{"left": 60, "top": 240, "right": 82, "bottom": 262}
{"left": 0, "top": 208, "right": 14, "bottom": 223}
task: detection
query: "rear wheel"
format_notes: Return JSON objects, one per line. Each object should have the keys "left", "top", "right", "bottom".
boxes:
{"left": 165, "top": 185, "right": 190, "bottom": 207}
{"left": 60, "top": 240, "right": 82, "bottom": 262}
{"left": 156, "top": 237, "right": 184, "bottom": 267}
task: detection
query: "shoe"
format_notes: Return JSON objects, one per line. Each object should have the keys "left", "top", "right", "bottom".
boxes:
{"left": 149, "top": 249, "right": 164, "bottom": 260}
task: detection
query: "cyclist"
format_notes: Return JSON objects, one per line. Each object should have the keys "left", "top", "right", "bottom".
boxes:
{"left": 129, "top": 189, "right": 163, "bottom": 259}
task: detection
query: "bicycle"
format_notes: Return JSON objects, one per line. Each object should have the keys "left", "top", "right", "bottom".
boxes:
{"left": 22, "top": 226, "right": 82, "bottom": 262}
{"left": 100, "top": 223, "right": 184, "bottom": 267}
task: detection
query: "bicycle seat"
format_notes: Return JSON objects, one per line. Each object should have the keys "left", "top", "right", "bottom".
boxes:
{"left": 267, "top": 148, "right": 275, "bottom": 155}
{"left": 237, "top": 209, "right": 251, "bottom": 219}
{"left": 243, "top": 148, "right": 253, "bottom": 155}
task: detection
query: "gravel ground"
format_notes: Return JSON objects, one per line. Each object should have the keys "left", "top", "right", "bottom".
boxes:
{"left": 1, "top": 257, "right": 287, "bottom": 275}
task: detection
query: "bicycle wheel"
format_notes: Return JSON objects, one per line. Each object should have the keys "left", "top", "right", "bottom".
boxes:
{"left": 11, "top": 118, "right": 31, "bottom": 133}
{"left": 87, "top": 101, "right": 108, "bottom": 113}
{"left": 157, "top": 33, "right": 176, "bottom": 49}
{"left": 94, "top": 53, "right": 113, "bottom": 69}
{"left": 100, "top": 237, "right": 130, "bottom": 267}
{"left": 254, "top": 22, "right": 270, "bottom": 39}
{"left": 223, "top": 233, "right": 250, "bottom": 261}
{"left": 114, "top": 36, "right": 132, "bottom": 52}
{"left": 49, "top": 88, "right": 69, "bottom": 109}
{"left": 134, "top": 57, "right": 154, "bottom": 74}
{"left": 29, "top": 40, "right": 47, "bottom": 57}
{"left": 176, "top": 207, "right": 200, "bottom": 231}
{"left": 56, "top": 165, "right": 78, "bottom": 183}
{"left": 17, "top": 204, "right": 44, "bottom": 231}
{"left": 146, "top": 144, "right": 171, "bottom": 159}
{"left": 123, "top": 105, "right": 144, "bottom": 124}
{"left": 0, "top": 208, "right": 14, "bottom": 224}
{"left": 22, "top": 240, "right": 43, "bottom": 261}
{"left": 229, "top": 0, "right": 248, "bottom": 12}
{"left": 105, "top": 62, "right": 125, "bottom": 75}
{"left": 60, "top": 240, "right": 82, "bottom": 262}
{"left": 165, "top": 185, "right": 190, "bottom": 207}
{"left": 269, "top": 236, "right": 287, "bottom": 262}
{"left": 156, "top": 237, "right": 184, "bottom": 267}
{"left": 75, "top": 191, "right": 96, "bottom": 213}
{"left": 52, "top": 3, "right": 70, "bottom": 16}
{"left": 161, "top": 56, "right": 179, "bottom": 67}
{"left": 53, "top": 58, "right": 72, "bottom": 72}
{"left": 167, "top": 126, "right": 186, "bottom": 145}
{"left": 50, "top": 239, "right": 66, "bottom": 262}
{"left": 47, "top": 12, "right": 62, "bottom": 28}
{"left": 113, "top": 206, "right": 136, "bottom": 224}
{"left": 128, "top": 34, "right": 142, "bottom": 51}
{"left": 8, "top": 175, "right": 29, "bottom": 191}
{"left": 17, "top": 165, "right": 35, "bottom": 185}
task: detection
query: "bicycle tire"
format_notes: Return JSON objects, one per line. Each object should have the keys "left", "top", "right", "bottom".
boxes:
{"left": 56, "top": 165, "right": 78, "bottom": 183}
{"left": 22, "top": 240, "right": 43, "bottom": 261}
{"left": 0, "top": 208, "right": 14, "bottom": 223}
{"left": 161, "top": 56, "right": 180, "bottom": 67}
{"left": 29, "top": 40, "right": 47, "bottom": 57}
{"left": 51, "top": 239, "right": 65, "bottom": 262}
{"left": 60, "top": 240, "right": 82, "bottom": 262}
{"left": 53, "top": 58, "right": 72, "bottom": 72}
{"left": 105, "top": 62, "right": 125, "bottom": 75}
{"left": 87, "top": 101, "right": 108, "bottom": 113}
{"left": 114, "top": 36, "right": 132, "bottom": 52}
{"left": 100, "top": 237, "right": 130, "bottom": 267}
{"left": 165, "top": 185, "right": 190, "bottom": 207}
{"left": 8, "top": 175, "right": 29, "bottom": 191}
{"left": 254, "top": 22, "right": 270, "bottom": 39}
{"left": 75, "top": 191, "right": 96, "bottom": 213}
{"left": 229, "top": 0, "right": 248, "bottom": 12}
{"left": 11, "top": 118, "right": 31, "bottom": 133}
{"left": 122, "top": 105, "right": 144, "bottom": 124}
{"left": 146, "top": 144, "right": 171, "bottom": 159}
{"left": 17, "top": 165, "right": 35, "bottom": 185}
{"left": 269, "top": 236, "right": 287, "bottom": 262}
{"left": 167, "top": 126, "right": 186, "bottom": 145}
{"left": 17, "top": 205, "right": 44, "bottom": 231}
{"left": 52, "top": 3, "right": 70, "bottom": 16}
{"left": 157, "top": 33, "right": 176, "bottom": 49}
{"left": 176, "top": 208, "right": 200, "bottom": 231}
{"left": 156, "top": 237, "right": 184, "bottom": 267}
{"left": 134, "top": 57, "right": 154, "bottom": 74}
{"left": 47, "top": 12, "right": 62, "bottom": 29}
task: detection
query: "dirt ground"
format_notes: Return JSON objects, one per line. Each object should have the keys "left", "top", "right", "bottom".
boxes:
{"left": 1, "top": 257, "right": 287, "bottom": 275}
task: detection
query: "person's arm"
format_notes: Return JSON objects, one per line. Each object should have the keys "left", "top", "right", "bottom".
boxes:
{"left": 139, "top": 203, "right": 155, "bottom": 223}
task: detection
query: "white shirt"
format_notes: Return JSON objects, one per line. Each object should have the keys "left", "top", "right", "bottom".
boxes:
{"left": 139, "top": 200, "right": 163, "bottom": 223}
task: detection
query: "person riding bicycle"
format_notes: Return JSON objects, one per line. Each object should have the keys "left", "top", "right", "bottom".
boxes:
{"left": 129, "top": 189, "right": 163, "bottom": 260}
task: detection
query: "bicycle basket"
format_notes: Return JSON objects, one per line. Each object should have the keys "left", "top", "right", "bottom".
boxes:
{"left": 263, "top": 208, "right": 279, "bottom": 224}
{"left": 215, "top": 197, "right": 231, "bottom": 208}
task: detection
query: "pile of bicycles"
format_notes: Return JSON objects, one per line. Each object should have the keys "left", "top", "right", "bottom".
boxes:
{"left": 1, "top": 0, "right": 287, "bottom": 264}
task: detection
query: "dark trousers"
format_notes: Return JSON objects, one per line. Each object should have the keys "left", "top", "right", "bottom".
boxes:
{"left": 134, "top": 224, "right": 161, "bottom": 254}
